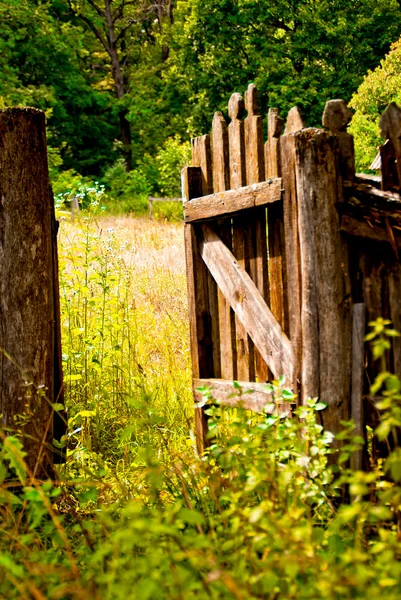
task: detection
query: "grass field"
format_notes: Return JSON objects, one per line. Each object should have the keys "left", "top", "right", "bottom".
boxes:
{"left": 58, "top": 214, "right": 194, "bottom": 487}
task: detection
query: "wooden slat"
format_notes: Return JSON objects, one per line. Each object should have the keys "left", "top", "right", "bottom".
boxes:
{"left": 389, "top": 266, "right": 401, "bottom": 380}
{"left": 192, "top": 134, "right": 213, "bottom": 195}
{"left": 229, "top": 92, "right": 255, "bottom": 381}
{"left": 212, "top": 111, "right": 237, "bottom": 380}
{"left": 245, "top": 84, "right": 265, "bottom": 184}
{"left": 343, "top": 180, "right": 401, "bottom": 209}
{"left": 183, "top": 178, "right": 282, "bottom": 222}
{"left": 284, "top": 107, "right": 305, "bottom": 134}
{"left": 266, "top": 109, "right": 288, "bottom": 335}
{"left": 340, "top": 214, "right": 401, "bottom": 248}
{"left": 244, "top": 84, "right": 269, "bottom": 382}
{"left": 182, "top": 166, "right": 213, "bottom": 453}
{"left": 351, "top": 303, "right": 366, "bottom": 471}
{"left": 379, "top": 102, "right": 401, "bottom": 191}
{"left": 292, "top": 129, "right": 353, "bottom": 434}
{"left": 322, "top": 99, "right": 355, "bottom": 181}
{"left": 354, "top": 173, "right": 381, "bottom": 188}
{"left": 281, "top": 133, "right": 302, "bottom": 392}
{"left": 199, "top": 224, "right": 295, "bottom": 383}
{"left": 191, "top": 135, "right": 221, "bottom": 378}
{"left": 194, "top": 378, "right": 293, "bottom": 414}
{"left": 265, "top": 108, "right": 284, "bottom": 179}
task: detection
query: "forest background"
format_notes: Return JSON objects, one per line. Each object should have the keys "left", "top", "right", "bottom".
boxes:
{"left": 2, "top": 0, "right": 401, "bottom": 210}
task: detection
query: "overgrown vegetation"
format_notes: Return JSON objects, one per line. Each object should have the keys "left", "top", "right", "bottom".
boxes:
{"left": 2, "top": 211, "right": 401, "bottom": 597}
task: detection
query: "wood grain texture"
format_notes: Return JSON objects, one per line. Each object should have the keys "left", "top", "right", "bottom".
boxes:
{"left": 380, "top": 102, "right": 401, "bottom": 191}
{"left": 212, "top": 111, "right": 236, "bottom": 380}
{"left": 190, "top": 140, "right": 221, "bottom": 378}
{"left": 280, "top": 133, "right": 302, "bottom": 392}
{"left": 351, "top": 303, "right": 366, "bottom": 471}
{"left": 340, "top": 215, "right": 401, "bottom": 249}
{"left": 194, "top": 378, "right": 293, "bottom": 414}
{"left": 322, "top": 100, "right": 355, "bottom": 181}
{"left": 266, "top": 108, "right": 288, "bottom": 340}
{"left": 284, "top": 107, "right": 305, "bottom": 135}
{"left": 183, "top": 179, "right": 282, "bottom": 222}
{"left": 265, "top": 108, "right": 284, "bottom": 179}
{"left": 51, "top": 191, "right": 66, "bottom": 464}
{"left": 182, "top": 167, "right": 215, "bottom": 453}
{"left": 293, "top": 128, "right": 353, "bottom": 433}
{"left": 199, "top": 224, "right": 295, "bottom": 383}
{"left": 228, "top": 94, "right": 254, "bottom": 380}
{"left": 0, "top": 108, "right": 57, "bottom": 478}
{"left": 244, "top": 84, "right": 269, "bottom": 382}
{"left": 192, "top": 134, "right": 213, "bottom": 195}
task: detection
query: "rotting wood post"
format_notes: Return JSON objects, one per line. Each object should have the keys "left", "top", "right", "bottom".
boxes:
{"left": 0, "top": 108, "right": 64, "bottom": 479}
{"left": 182, "top": 166, "right": 214, "bottom": 454}
{"left": 281, "top": 127, "right": 353, "bottom": 435}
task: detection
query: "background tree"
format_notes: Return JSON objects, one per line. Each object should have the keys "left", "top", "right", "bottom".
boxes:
{"left": 168, "top": 0, "right": 401, "bottom": 135}
{"left": 66, "top": 0, "right": 174, "bottom": 170}
{"left": 349, "top": 36, "right": 401, "bottom": 172}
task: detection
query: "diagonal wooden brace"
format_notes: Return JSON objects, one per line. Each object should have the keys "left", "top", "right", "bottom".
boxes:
{"left": 199, "top": 224, "right": 295, "bottom": 384}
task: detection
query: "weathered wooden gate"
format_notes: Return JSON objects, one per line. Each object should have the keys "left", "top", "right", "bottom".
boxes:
{"left": 183, "top": 85, "right": 401, "bottom": 462}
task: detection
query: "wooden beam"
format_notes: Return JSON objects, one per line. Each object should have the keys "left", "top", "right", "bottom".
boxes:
{"left": 183, "top": 178, "right": 283, "bottom": 223}
{"left": 354, "top": 173, "right": 381, "bottom": 189}
{"left": 199, "top": 224, "right": 295, "bottom": 383}
{"left": 194, "top": 378, "right": 293, "bottom": 414}
{"left": 340, "top": 214, "right": 401, "bottom": 248}
{"left": 344, "top": 180, "right": 401, "bottom": 210}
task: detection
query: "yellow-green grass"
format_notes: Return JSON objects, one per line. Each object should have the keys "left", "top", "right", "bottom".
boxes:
{"left": 58, "top": 214, "right": 194, "bottom": 481}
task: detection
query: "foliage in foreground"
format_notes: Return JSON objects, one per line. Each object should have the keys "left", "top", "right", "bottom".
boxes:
{"left": 2, "top": 217, "right": 401, "bottom": 598}
{"left": 2, "top": 375, "right": 401, "bottom": 599}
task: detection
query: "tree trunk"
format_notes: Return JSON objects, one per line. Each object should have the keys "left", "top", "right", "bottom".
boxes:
{"left": 105, "top": 0, "right": 132, "bottom": 171}
{"left": 0, "top": 108, "right": 63, "bottom": 479}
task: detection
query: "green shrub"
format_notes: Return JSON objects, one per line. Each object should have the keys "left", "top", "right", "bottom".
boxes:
{"left": 349, "top": 36, "right": 401, "bottom": 172}
{"left": 156, "top": 135, "right": 191, "bottom": 198}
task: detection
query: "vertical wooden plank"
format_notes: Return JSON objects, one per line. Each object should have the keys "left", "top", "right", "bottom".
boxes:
{"left": 379, "top": 102, "right": 401, "bottom": 191}
{"left": 191, "top": 135, "right": 221, "bottom": 378}
{"left": 281, "top": 132, "right": 302, "bottom": 393}
{"left": 389, "top": 265, "right": 401, "bottom": 380}
{"left": 351, "top": 303, "right": 366, "bottom": 471}
{"left": 212, "top": 112, "right": 237, "bottom": 380}
{"left": 182, "top": 166, "right": 213, "bottom": 453}
{"left": 294, "top": 128, "right": 353, "bottom": 433}
{"left": 284, "top": 107, "right": 305, "bottom": 135}
{"left": 322, "top": 99, "right": 355, "bottom": 182}
{"left": 265, "top": 108, "right": 284, "bottom": 180}
{"left": 266, "top": 109, "right": 288, "bottom": 334}
{"left": 228, "top": 93, "right": 255, "bottom": 381}
{"left": 51, "top": 193, "right": 67, "bottom": 464}
{"left": 244, "top": 84, "right": 269, "bottom": 382}
{"left": 192, "top": 135, "right": 213, "bottom": 195}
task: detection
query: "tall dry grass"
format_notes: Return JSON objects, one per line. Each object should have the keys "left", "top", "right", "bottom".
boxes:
{"left": 58, "top": 213, "right": 194, "bottom": 482}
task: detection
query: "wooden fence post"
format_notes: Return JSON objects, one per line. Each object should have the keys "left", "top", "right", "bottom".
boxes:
{"left": 281, "top": 125, "right": 353, "bottom": 433}
{"left": 0, "top": 108, "right": 64, "bottom": 479}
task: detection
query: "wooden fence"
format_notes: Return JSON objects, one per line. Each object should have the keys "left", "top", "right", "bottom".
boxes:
{"left": 183, "top": 86, "right": 401, "bottom": 466}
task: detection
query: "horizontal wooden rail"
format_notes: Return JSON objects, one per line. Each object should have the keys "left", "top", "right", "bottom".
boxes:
{"left": 344, "top": 181, "right": 401, "bottom": 210}
{"left": 184, "top": 178, "right": 282, "bottom": 223}
{"left": 194, "top": 378, "right": 293, "bottom": 414}
{"left": 340, "top": 214, "right": 401, "bottom": 248}
{"left": 199, "top": 224, "right": 295, "bottom": 383}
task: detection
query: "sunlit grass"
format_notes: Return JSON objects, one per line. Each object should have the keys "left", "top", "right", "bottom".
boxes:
{"left": 58, "top": 213, "right": 193, "bottom": 481}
